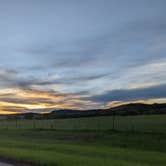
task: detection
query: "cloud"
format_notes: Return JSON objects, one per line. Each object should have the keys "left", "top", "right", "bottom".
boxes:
{"left": 0, "top": 66, "right": 109, "bottom": 93}
{"left": 0, "top": 105, "right": 28, "bottom": 113}
{"left": 52, "top": 73, "right": 109, "bottom": 85}
{"left": 88, "top": 84, "right": 166, "bottom": 103}
{"left": 0, "top": 87, "right": 101, "bottom": 113}
{"left": 0, "top": 0, "right": 166, "bottom": 113}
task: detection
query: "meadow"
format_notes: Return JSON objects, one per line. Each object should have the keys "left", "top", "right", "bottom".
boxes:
{"left": 0, "top": 115, "right": 165, "bottom": 166}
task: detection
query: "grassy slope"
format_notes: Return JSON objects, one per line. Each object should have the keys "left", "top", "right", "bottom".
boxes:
{"left": 0, "top": 115, "right": 165, "bottom": 166}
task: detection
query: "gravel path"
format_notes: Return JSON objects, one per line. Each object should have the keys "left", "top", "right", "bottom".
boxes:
{"left": 0, "top": 162, "right": 14, "bottom": 166}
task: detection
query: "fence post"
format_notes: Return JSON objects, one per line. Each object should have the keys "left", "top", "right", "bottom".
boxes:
{"left": 54, "top": 120, "right": 56, "bottom": 130}
{"left": 15, "top": 118, "right": 18, "bottom": 129}
{"left": 112, "top": 110, "right": 116, "bottom": 130}
{"left": 131, "top": 118, "right": 135, "bottom": 132}
{"left": 33, "top": 118, "right": 36, "bottom": 129}
{"left": 50, "top": 121, "right": 53, "bottom": 129}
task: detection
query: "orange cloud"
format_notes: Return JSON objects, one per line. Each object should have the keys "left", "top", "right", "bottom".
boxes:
{"left": 0, "top": 87, "right": 166, "bottom": 114}
{"left": 0, "top": 88, "right": 100, "bottom": 114}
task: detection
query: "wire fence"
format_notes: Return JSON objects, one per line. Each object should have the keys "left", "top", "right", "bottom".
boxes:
{"left": 0, "top": 115, "right": 165, "bottom": 133}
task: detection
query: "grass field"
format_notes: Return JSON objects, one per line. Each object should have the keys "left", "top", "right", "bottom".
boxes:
{"left": 0, "top": 115, "right": 165, "bottom": 166}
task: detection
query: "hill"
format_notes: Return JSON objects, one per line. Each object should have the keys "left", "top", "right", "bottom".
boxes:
{"left": 3, "top": 103, "right": 166, "bottom": 120}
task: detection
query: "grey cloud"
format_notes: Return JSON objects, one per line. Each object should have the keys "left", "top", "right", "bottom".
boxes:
{"left": 88, "top": 84, "right": 166, "bottom": 103}
{"left": 0, "top": 97, "right": 57, "bottom": 105}
{"left": 53, "top": 73, "right": 109, "bottom": 85}
{"left": 0, "top": 66, "right": 109, "bottom": 90}
{"left": 19, "top": 32, "right": 112, "bottom": 69}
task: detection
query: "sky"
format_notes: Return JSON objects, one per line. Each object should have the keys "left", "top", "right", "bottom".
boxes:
{"left": 0, "top": 0, "right": 166, "bottom": 114}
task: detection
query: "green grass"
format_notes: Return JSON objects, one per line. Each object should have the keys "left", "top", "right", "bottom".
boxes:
{"left": 0, "top": 115, "right": 165, "bottom": 166}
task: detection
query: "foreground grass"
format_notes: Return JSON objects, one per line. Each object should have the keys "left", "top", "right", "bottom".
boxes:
{"left": 0, "top": 129, "right": 165, "bottom": 166}
{"left": 0, "top": 115, "right": 165, "bottom": 166}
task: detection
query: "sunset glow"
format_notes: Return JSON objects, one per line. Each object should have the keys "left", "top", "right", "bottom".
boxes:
{"left": 0, "top": 1, "right": 166, "bottom": 114}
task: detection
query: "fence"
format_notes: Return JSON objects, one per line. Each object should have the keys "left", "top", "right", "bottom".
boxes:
{"left": 0, "top": 114, "right": 165, "bottom": 133}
